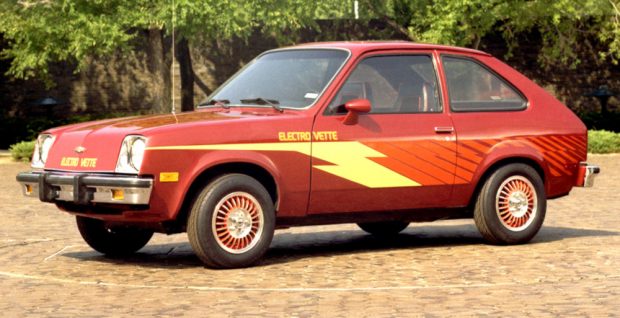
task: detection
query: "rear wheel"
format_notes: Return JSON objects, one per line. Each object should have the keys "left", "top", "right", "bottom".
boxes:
{"left": 474, "top": 163, "right": 546, "bottom": 244}
{"left": 187, "top": 174, "right": 275, "bottom": 269}
{"left": 357, "top": 220, "right": 409, "bottom": 236}
{"left": 76, "top": 216, "right": 153, "bottom": 256}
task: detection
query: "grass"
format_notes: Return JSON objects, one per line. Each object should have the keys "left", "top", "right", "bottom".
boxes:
{"left": 588, "top": 130, "right": 620, "bottom": 154}
{"left": 9, "top": 140, "right": 35, "bottom": 162}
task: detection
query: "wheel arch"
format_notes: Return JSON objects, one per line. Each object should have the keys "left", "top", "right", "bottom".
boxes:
{"left": 176, "top": 161, "right": 279, "bottom": 229}
{"left": 468, "top": 156, "right": 546, "bottom": 210}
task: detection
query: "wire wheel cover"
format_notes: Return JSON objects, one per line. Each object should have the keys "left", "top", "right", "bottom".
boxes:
{"left": 212, "top": 192, "right": 264, "bottom": 254}
{"left": 495, "top": 176, "right": 537, "bottom": 232}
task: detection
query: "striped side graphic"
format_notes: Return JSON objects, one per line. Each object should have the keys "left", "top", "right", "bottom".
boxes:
{"left": 147, "top": 134, "right": 585, "bottom": 188}
{"left": 455, "top": 135, "right": 586, "bottom": 182}
{"left": 362, "top": 140, "right": 461, "bottom": 186}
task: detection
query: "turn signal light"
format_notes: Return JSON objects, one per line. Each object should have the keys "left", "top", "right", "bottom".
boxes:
{"left": 111, "top": 189, "right": 125, "bottom": 201}
{"left": 25, "top": 184, "right": 33, "bottom": 195}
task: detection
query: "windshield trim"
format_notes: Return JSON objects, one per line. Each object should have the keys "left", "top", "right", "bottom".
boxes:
{"left": 198, "top": 47, "right": 352, "bottom": 111}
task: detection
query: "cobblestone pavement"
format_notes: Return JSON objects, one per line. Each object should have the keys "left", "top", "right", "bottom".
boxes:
{"left": 0, "top": 155, "right": 618, "bottom": 317}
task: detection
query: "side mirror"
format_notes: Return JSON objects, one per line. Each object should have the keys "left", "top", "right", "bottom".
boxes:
{"left": 343, "top": 98, "right": 371, "bottom": 125}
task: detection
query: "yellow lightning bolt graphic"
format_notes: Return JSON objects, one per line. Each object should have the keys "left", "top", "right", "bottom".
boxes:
{"left": 311, "top": 142, "right": 420, "bottom": 188}
{"left": 147, "top": 141, "right": 420, "bottom": 188}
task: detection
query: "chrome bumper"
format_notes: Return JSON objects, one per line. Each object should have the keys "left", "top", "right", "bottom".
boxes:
{"left": 16, "top": 171, "right": 153, "bottom": 205}
{"left": 578, "top": 163, "right": 600, "bottom": 188}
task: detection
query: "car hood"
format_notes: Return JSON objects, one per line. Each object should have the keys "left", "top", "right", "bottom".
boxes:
{"left": 42, "top": 109, "right": 284, "bottom": 172}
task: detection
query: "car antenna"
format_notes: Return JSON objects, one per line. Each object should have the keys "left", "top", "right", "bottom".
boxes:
{"left": 170, "top": 0, "right": 177, "bottom": 118}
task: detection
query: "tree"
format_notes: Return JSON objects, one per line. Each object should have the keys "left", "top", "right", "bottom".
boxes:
{"left": 361, "top": 0, "right": 620, "bottom": 66}
{"left": 0, "top": 0, "right": 344, "bottom": 112}
{"left": 5, "top": 0, "right": 617, "bottom": 114}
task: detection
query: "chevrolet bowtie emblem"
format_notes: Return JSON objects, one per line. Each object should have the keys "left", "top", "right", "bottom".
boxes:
{"left": 74, "top": 146, "right": 86, "bottom": 154}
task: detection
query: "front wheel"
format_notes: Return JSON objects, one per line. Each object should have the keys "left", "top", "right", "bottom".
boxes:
{"left": 474, "top": 163, "right": 546, "bottom": 244}
{"left": 76, "top": 216, "right": 153, "bottom": 256}
{"left": 187, "top": 174, "right": 275, "bottom": 269}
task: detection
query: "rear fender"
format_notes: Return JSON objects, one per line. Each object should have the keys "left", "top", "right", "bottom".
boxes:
{"left": 471, "top": 139, "right": 549, "bottom": 194}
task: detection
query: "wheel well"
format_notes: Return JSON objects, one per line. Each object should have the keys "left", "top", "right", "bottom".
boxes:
{"left": 175, "top": 163, "right": 278, "bottom": 230}
{"left": 468, "top": 157, "right": 545, "bottom": 210}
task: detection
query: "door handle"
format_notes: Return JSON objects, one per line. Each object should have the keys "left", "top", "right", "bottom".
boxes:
{"left": 434, "top": 126, "right": 454, "bottom": 134}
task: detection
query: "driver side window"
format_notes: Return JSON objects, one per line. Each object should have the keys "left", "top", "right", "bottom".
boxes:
{"left": 326, "top": 55, "right": 441, "bottom": 114}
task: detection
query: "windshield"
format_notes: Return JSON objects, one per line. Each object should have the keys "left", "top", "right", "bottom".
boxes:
{"left": 204, "top": 49, "right": 349, "bottom": 109}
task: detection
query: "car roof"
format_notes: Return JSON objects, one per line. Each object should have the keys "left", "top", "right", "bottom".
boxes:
{"left": 278, "top": 41, "right": 491, "bottom": 57}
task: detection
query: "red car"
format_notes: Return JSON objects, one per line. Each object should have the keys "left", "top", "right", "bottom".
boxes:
{"left": 17, "top": 42, "right": 599, "bottom": 268}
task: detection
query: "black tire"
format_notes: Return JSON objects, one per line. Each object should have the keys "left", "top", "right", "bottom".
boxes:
{"left": 474, "top": 163, "right": 546, "bottom": 244}
{"left": 357, "top": 220, "right": 409, "bottom": 236}
{"left": 187, "top": 174, "right": 275, "bottom": 269}
{"left": 76, "top": 216, "right": 153, "bottom": 256}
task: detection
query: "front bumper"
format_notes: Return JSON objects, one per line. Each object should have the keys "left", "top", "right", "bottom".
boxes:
{"left": 16, "top": 171, "right": 153, "bottom": 205}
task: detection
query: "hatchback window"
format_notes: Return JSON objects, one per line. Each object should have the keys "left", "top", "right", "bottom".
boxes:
{"left": 442, "top": 56, "right": 526, "bottom": 112}
{"left": 327, "top": 55, "right": 441, "bottom": 114}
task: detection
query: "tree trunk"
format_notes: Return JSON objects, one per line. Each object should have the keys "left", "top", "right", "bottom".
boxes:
{"left": 193, "top": 68, "right": 212, "bottom": 96}
{"left": 175, "top": 37, "right": 195, "bottom": 112}
{"left": 147, "top": 28, "right": 172, "bottom": 114}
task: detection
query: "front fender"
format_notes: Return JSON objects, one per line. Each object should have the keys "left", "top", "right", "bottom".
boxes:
{"left": 145, "top": 149, "right": 283, "bottom": 220}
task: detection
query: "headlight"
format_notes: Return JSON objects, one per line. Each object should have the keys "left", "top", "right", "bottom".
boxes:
{"left": 115, "top": 135, "right": 147, "bottom": 174}
{"left": 130, "top": 138, "right": 146, "bottom": 170}
{"left": 31, "top": 134, "right": 55, "bottom": 169}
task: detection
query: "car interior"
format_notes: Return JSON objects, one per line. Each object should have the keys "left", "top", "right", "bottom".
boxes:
{"left": 327, "top": 55, "right": 441, "bottom": 115}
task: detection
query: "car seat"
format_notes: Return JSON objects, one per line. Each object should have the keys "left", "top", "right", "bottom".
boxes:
{"left": 394, "top": 81, "right": 435, "bottom": 113}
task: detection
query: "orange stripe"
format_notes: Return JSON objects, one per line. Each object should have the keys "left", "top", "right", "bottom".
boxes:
{"left": 549, "top": 136, "right": 577, "bottom": 152}
{"left": 365, "top": 142, "right": 455, "bottom": 184}
{"left": 475, "top": 139, "right": 497, "bottom": 148}
{"left": 455, "top": 167, "right": 474, "bottom": 182}
{"left": 462, "top": 140, "right": 494, "bottom": 153}
{"left": 456, "top": 155, "right": 479, "bottom": 173}
{"left": 558, "top": 148, "right": 582, "bottom": 164}
{"left": 545, "top": 150, "right": 569, "bottom": 165}
{"left": 456, "top": 145, "right": 484, "bottom": 164}
{"left": 566, "top": 135, "right": 587, "bottom": 153}
{"left": 406, "top": 142, "right": 454, "bottom": 161}
{"left": 548, "top": 166, "right": 562, "bottom": 177}
{"left": 372, "top": 157, "right": 445, "bottom": 185}
{"left": 545, "top": 158, "right": 566, "bottom": 176}
{"left": 527, "top": 137, "right": 554, "bottom": 152}
{"left": 421, "top": 140, "right": 458, "bottom": 159}
{"left": 394, "top": 142, "right": 457, "bottom": 176}
{"left": 455, "top": 152, "right": 480, "bottom": 169}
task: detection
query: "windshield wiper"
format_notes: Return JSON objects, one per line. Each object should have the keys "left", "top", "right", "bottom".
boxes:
{"left": 240, "top": 97, "right": 283, "bottom": 112}
{"left": 198, "top": 99, "right": 230, "bottom": 108}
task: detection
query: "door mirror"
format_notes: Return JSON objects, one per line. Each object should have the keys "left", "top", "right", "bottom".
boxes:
{"left": 343, "top": 98, "right": 371, "bottom": 125}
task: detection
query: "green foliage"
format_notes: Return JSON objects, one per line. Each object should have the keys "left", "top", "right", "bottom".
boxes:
{"left": 9, "top": 140, "right": 35, "bottom": 162}
{"left": 0, "top": 0, "right": 136, "bottom": 84}
{"left": 361, "top": 0, "right": 620, "bottom": 66}
{"left": 588, "top": 130, "right": 620, "bottom": 153}
{"left": 0, "top": 0, "right": 345, "bottom": 84}
{"left": 2, "top": 0, "right": 619, "bottom": 82}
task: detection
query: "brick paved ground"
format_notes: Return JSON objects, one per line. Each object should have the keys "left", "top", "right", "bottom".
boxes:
{"left": 0, "top": 155, "right": 618, "bottom": 317}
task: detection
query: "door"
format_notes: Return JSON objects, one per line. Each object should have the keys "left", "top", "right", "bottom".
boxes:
{"left": 440, "top": 54, "right": 530, "bottom": 206}
{"left": 308, "top": 53, "right": 458, "bottom": 214}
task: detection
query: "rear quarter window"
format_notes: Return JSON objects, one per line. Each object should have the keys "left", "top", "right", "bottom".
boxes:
{"left": 442, "top": 56, "right": 526, "bottom": 112}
